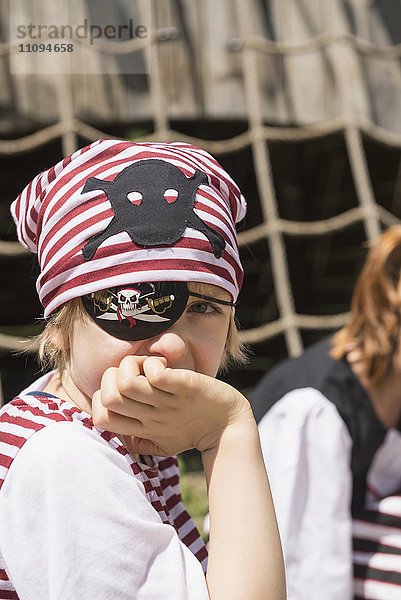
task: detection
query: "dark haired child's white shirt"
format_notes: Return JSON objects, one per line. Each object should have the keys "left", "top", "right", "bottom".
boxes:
{"left": 0, "top": 375, "right": 209, "bottom": 599}
{"left": 251, "top": 337, "right": 401, "bottom": 600}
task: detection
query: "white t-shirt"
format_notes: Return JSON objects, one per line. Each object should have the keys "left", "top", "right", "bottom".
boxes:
{"left": 0, "top": 382, "right": 209, "bottom": 600}
{"left": 258, "top": 387, "right": 401, "bottom": 600}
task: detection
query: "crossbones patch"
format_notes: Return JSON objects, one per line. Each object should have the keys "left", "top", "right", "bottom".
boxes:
{"left": 82, "top": 282, "right": 189, "bottom": 341}
{"left": 81, "top": 159, "right": 226, "bottom": 261}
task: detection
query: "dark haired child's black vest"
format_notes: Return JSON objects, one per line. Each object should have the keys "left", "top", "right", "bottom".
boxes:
{"left": 250, "top": 335, "right": 388, "bottom": 514}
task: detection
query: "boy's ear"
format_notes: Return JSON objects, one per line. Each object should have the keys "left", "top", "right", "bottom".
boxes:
{"left": 49, "top": 326, "right": 70, "bottom": 352}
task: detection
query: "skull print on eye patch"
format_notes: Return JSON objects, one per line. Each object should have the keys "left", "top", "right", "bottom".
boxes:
{"left": 82, "top": 282, "right": 189, "bottom": 341}
{"left": 80, "top": 159, "right": 226, "bottom": 261}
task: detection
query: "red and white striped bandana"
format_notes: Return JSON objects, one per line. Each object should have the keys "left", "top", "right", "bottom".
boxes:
{"left": 11, "top": 139, "right": 246, "bottom": 317}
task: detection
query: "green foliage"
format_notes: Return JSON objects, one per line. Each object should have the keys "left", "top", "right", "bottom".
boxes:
{"left": 178, "top": 454, "right": 208, "bottom": 541}
{"left": 126, "top": 125, "right": 153, "bottom": 140}
{"left": 0, "top": 324, "right": 43, "bottom": 337}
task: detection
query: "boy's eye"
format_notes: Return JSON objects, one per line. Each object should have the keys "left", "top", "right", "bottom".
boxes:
{"left": 188, "top": 301, "right": 216, "bottom": 314}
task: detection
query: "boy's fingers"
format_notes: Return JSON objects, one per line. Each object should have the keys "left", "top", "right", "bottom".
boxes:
{"left": 101, "top": 366, "right": 155, "bottom": 416}
{"left": 125, "top": 435, "right": 167, "bottom": 457}
{"left": 143, "top": 356, "right": 168, "bottom": 383}
{"left": 144, "top": 359, "right": 203, "bottom": 394}
{"left": 118, "top": 355, "right": 148, "bottom": 376}
{"left": 116, "top": 359, "right": 155, "bottom": 404}
{"left": 92, "top": 389, "right": 146, "bottom": 436}
{"left": 117, "top": 356, "right": 169, "bottom": 401}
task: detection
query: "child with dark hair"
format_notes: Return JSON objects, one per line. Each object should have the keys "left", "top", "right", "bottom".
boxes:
{"left": 0, "top": 140, "right": 285, "bottom": 600}
{"left": 251, "top": 227, "right": 401, "bottom": 600}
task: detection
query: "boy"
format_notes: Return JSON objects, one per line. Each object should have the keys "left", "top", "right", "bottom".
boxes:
{"left": 0, "top": 140, "right": 285, "bottom": 599}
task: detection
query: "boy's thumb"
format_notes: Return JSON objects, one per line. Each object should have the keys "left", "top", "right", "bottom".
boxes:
{"left": 143, "top": 355, "right": 167, "bottom": 382}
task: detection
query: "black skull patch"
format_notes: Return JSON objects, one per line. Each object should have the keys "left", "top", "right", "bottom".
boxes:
{"left": 82, "top": 282, "right": 189, "bottom": 341}
{"left": 81, "top": 159, "right": 226, "bottom": 260}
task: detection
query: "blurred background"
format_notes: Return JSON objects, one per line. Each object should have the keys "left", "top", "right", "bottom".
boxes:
{"left": 1, "top": 0, "right": 401, "bottom": 533}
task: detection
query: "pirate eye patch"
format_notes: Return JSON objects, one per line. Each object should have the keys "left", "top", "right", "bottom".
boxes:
{"left": 82, "top": 282, "right": 235, "bottom": 341}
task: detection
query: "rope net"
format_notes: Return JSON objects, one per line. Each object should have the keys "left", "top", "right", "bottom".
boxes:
{"left": 1, "top": 0, "right": 401, "bottom": 391}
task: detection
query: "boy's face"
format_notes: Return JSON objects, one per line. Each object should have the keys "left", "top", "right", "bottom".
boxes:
{"left": 66, "top": 283, "right": 232, "bottom": 400}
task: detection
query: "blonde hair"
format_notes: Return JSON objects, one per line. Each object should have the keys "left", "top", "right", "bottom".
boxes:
{"left": 35, "top": 282, "right": 247, "bottom": 375}
{"left": 331, "top": 226, "right": 401, "bottom": 386}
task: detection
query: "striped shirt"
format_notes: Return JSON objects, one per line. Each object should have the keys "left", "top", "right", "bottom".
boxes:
{"left": 353, "top": 432, "right": 401, "bottom": 600}
{"left": 0, "top": 392, "right": 208, "bottom": 599}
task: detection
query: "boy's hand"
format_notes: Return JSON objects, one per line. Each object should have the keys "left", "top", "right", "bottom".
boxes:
{"left": 91, "top": 355, "right": 252, "bottom": 456}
